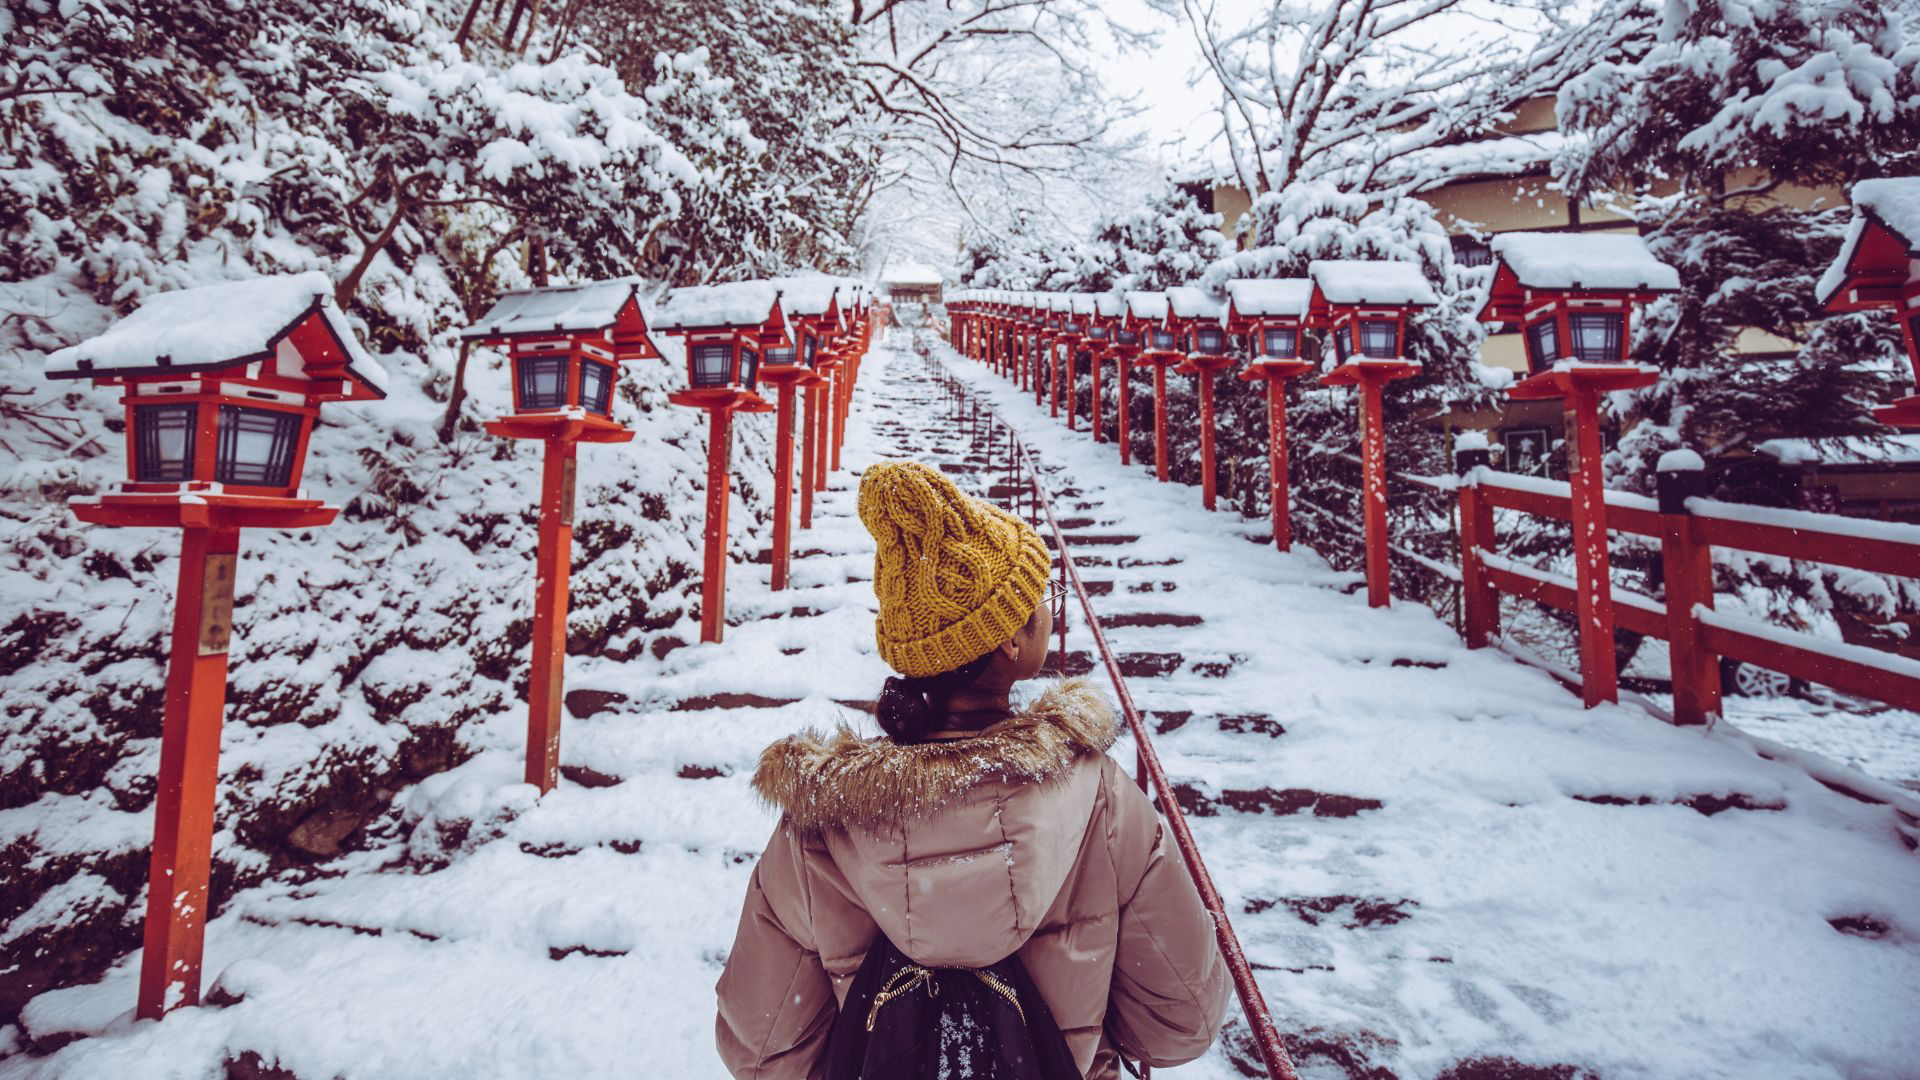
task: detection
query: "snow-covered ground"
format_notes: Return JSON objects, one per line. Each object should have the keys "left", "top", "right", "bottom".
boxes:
{"left": 6, "top": 331, "right": 1920, "bottom": 1080}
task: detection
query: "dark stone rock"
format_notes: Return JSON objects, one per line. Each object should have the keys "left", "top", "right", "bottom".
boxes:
{"left": 564, "top": 688, "right": 629, "bottom": 719}
{"left": 1434, "top": 1057, "right": 1598, "bottom": 1080}
{"left": 561, "top": 764, "right": 622, "bottom": 789}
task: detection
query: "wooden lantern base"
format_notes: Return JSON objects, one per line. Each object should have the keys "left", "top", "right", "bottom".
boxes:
{"left": 71, "top": 491, "right": 338, "bottom": 530}
{"left": 1872, "top": 393, "right": 1920, "bottom": 429}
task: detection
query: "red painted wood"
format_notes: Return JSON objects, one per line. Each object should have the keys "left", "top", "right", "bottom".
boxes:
{"left": 701, "top": 405, "right": 734, "bottom": 644}
{"left": 1267, "top": 379, "right": 1290, "bottom": 549}
{"left": 766, "top": 373, "right": 802, "bottom": 589}
{"left": 1359, "top": 376, "right": 1390, "bottom": 608}
{"left": 1702, "top": 622, "right": 1920, "bottom": 713}
{"left": 1116, "top": 354, "right": 1132, "bottom": 466}
{"left": 1198, "top": 367, "right": 1217, "bottom": 510}
{"left": 1090, "top": 346, "right": 1104, "bottom": 443}
{"left": 799, "top": 379, "right": 817, "bottom": 530}
{"left": 525, "top": 437, "right": 576, "bottom": 790}
{"left": 137, "top": 524, "right": 240, "bottom": 1020}
{"left": 1566, "top": 388, "right": 1619, "bottom": 706}
{"left": 1661, "top": 509, "right": 1721, "bottom": 725}
{"left": 1152, "top": 361, "right": 1170, "bottom": 482}
{"left": 1689, "top": 513, "right": 1919, "bottom": 579}
{"left": 1458, "top": 483, "right": 1496, "bottom": 647}
{"left": 1064, "top": 345, "right": 1076, "bottom": 430}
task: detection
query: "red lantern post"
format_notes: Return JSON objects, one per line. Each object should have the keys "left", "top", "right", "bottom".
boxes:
{"left": 1227, "top": 279, "right": 1315, "bottom": 550}
{"left": 1167, "top": 287, "right": 1233, "bottom": 511}
{"left": 45, "top": 272, "right": 388, "bottom": 1020}
{"left": 1125, "top": 291, "right": 1181, "bottom": 482}
{"left": 1087, "top": 294, "right": 1124, "bottom": 443}
{"left": 1310, "top": 260, "right": 1439, "bottom": 608}
{"left": 653, "top": 283, "right": 786, "bottom": 644}
{"left": 1818, "top": 179, "right": 1920, "bottom": 429}
{"left": 1055, "top": 294, "right": 1093, "bottom": 430}
{"left": 1482, "top": 233, "right": 1678, "bottom": 706}
{"left": 766, "top": 279, "right": 850, "bottom": 562}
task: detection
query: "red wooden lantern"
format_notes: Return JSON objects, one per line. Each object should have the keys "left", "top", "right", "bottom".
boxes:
{"left": 1055, "top": 294, "right": 1096, "bottom": 429}
{"left": 44, "top": 271, "right": 387, "bottom": 1021}
{"left": 1818, "top": 178, "right": 1920, "bottom": 429}
{"left": 1166, "top": 286, "right": 1233, "bottom": 510}
{"left": 1124, "top": 291, "right": 1181, "bottom": 481}
{"left": 1086, "top": 293, "right": 1124, "bottom": 444}
{"left": 1480, "top": 232, "right": 1678, "bottom": 706}
{"left": 462, "top": 278, "right": 659, "bottom": 794}
{"left": 1310, "top": 259, "right": 1439, "bottom": 609}
{"left": 653, "top": 282, "right": 789, "bottom": 645}
{"left": 1226, "top": 279, "right": 1314, "bottom": 549}
{"left": 766, "top": 277, "right": 849, "bottom": 581}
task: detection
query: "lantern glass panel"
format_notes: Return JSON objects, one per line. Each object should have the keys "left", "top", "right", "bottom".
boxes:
{"left": 1525, "top": 318, "right": 1560, "bottom": 372}
{"left": 517, "top": 354, "right": 569, "bottom": 409}
{"left": 1151, "top": 328, "right": 1176, "bottom": 349}
{"left": 215, "top": 405, "right": 300, "bottom": 487}
{"left": 1358, "top": 319, "right": 1399, "bottom": 358}
{"left": 1089, "top": 325, "right": 1109, "bottom": 340}
{"left": 1194, "top": 327, "right": 1225, "bottom": 354}
{"left": 690, "top": 344, "right": 733, "bottom": 388}
{"left": 803, "top": 333, "right": 819, "bottom": 367}
{"left": 1116, "top": 329, "right": 1140, "bottom": 346}
{"left": 766, "top": 346, "right": 797, "bottom": 366}
{"left": 741, "top": 347, "right": 761, "bottom": 389}
{"left": 1263, "top": 327, "right": 1299, "bottom": 357}
{"left": 1568, "top": 313, "right": 1623, "bottom": 364}
{"left": 133, "top": 403, "right": 197, "bottom": 482}
{"left": 580, "top": 359, "right": 614, "bottom": 416}
{"left": 1333, "top": 327, "right": 1351, "bottom": 362}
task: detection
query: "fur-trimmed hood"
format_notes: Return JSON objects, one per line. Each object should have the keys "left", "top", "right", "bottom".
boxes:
{"left": 753, "top": 678, "right": 1118, "bottom": 832}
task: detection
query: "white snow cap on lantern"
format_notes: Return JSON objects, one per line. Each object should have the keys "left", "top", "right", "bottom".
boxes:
{"left": 1124, "top": 291, "right": 1170, "bottom": 321}
{"left": 1816, "top": 177, "right": 1920, "bottom": 306}
{"left": 1225, "top": 279, "right": 1313, "bottom": 319}
{"left": 1069, "top": 294, "right": 1098, "bottom": 316}
{"left": 1489, "top": 233, "right": 1681, "bottom": 291}
{"left": 652, "top": 281, "right": 785, "bottom": 331}
{"left": 1164, "top": 286, "right": 1226, "bottom": 321}
{"left": 766, "top": 275, "right": 843, "bottom": 318}
{"left": 47, "top": 271, "right": 389, "bottom": 393}
{"left": 1093, "top": 293, "right": 1126, "bottom": 318}
{"left": 1307, "top": 260, "right": 1439, "bottom": 306}
{"left": 1657, "top": 448, "right": 1706, "bottom": 473}
{"left": 460, "top": 277, "right": 646, "bottom": 340}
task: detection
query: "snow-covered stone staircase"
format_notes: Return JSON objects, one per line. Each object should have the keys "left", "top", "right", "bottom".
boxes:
{"left": 9, "top": 332, "right": 1920, "bottom": 1080}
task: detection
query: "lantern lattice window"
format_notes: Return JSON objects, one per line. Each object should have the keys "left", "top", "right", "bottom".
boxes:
{"left": 1194, "top": 327, "right": 1225, "bottom": 353}
{"left": 1526, "top": 319, "right": 1560, "bottom": 370}
{"left": 215, "top": 405, "right": 301, "bottom": 487}
{"left": 580, "top": 359, "right": 614, "bottom": 415}
{"left": 1567, "top": 313, "right": 1622, "bottom": 364}
{"left": 1358, "top": 320, "right": 1399, "bottom": 358}
{"left": 518, "top": 355, "right": 569, "bottom": 408}
{"left": 134, "top": 403, "right": 197, "bottom": 482}
{"left": 690, "top": 344, "right": 733, "bottom": 388}
{"left": 1263, "top": 327, "right": 1299, "bottom": 357}
{"left": 741, "top": 347, "right": 761, "bottom": 388}
{"left": 1151, "top": 328, "right": 1176, "bottom": 349}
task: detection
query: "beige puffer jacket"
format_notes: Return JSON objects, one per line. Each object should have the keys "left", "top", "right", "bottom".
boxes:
{"left": 715, "top": 680, "right": 1230, "bottom": 1079}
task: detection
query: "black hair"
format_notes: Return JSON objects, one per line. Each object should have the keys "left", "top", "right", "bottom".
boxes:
{"left": 876, "top": 650, "right": 997, "bottom": 744}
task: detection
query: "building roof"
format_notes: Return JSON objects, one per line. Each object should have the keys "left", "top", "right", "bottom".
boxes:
{"left": 1488, "top": 233, "right": 1680, "bottom": 291}
{"left": 881, "top": 261, "right": 944, "bottom": 287}
{"left": 1223, "top": 279, "right": 1313, "bottom": 319}
{"left": 46, "top": 271, "right": 389, "bottom": 395}
{"left": 1307, "top": 260, "right": 1439, "bottom": 307}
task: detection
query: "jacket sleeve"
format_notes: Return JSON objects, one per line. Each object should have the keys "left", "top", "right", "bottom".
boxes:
{"left": 716, "top": 822, "right": 837, "bottom": 1079}
{"left": 1104, "top": 762, "right": 1233, "bottom": 1067}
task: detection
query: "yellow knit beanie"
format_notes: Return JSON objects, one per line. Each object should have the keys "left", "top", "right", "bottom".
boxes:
{"left": 857, "top": 460, "right": 1051, "bottom": 677}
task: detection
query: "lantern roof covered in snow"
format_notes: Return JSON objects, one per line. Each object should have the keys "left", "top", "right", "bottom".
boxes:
{"left": 1124, "top": 291, "right": 1170, "bottom": 322}
{"left": 1818, "top": 178, "right": 1920, "bottom": 311}
{"left": 767, "top": 276, "right": 845, "bottom": 325}
{"left": 1307, "top": 260, "right": 1439, "bottom": 311}
{"left": 1485, "top": 233, "right": 1679, "bottom": 296}
{"left": 653, "top": 281, "right": 790, "bottom": 339}
{"left": 1093, "top": 293, "right": 1126, "bottom": 319}
{"left": 459, "top": 276, "right": 658, "bottom": 361}
{"left": 1164, "top": 286, "right": 1226, "bottom": 322}
{"left": 1224, "top": 279, "right": 1312, "bottom": 321}
{"left": 1069, "top": 294, "right": 1098, "bottom": 316}
{"left": 46, "top": 271, "right": 388, "bottom": 399}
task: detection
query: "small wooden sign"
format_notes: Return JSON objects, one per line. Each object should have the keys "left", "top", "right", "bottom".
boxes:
{"left": 198, "top": 554, "right": 236, "bottom": 656}
{"left": 560, "top": 458, "right": 577, "bottom": 526}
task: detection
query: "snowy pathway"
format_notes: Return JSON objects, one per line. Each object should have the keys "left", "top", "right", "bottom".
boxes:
{"left": 7, "top": 331, "right": 1920, "bottom": 1080}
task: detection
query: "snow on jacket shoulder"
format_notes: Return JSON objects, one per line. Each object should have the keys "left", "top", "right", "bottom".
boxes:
{"left": 714, "top": 679, "right": 1230, "bottom": 1080}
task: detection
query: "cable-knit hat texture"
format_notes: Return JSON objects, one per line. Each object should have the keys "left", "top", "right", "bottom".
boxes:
{"left": 857, "top": 460, "right": 1051, "bottom": 677}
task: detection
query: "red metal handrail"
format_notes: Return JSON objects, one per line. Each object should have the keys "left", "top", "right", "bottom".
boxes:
{"left": 927, "top": 356, "right": 1300, "bottom": 1080}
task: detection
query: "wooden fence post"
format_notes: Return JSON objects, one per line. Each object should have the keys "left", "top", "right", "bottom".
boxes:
{"left": 1658, "top": 456, "right": 1721, "bottom": 725}
{"left": 1456, "top": 449, "right": 1498, "bottom": 648}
